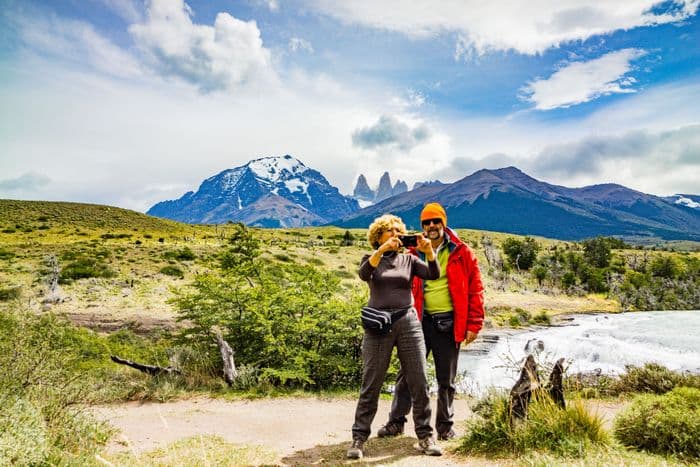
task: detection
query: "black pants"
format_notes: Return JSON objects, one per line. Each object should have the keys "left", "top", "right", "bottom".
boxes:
{"left": 387, "top": 311, "right": 460, "bottom": 435}
{"left": 351, "top": 309, "right": 434, "bottom": 441}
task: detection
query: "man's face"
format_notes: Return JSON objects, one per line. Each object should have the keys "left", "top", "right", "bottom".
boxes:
{"left": 421, "top": 218, "right": 444, "bottom": 241}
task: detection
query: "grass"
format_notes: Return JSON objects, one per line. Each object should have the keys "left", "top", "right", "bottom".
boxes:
{"left": 104, "top": 435, "right": 278, "bottom": 466}
{"left": 614, "top": 387, "right": 700, "bottom": 459}
{"left": 457, "top": 391, "right": 609, "bottom": 458}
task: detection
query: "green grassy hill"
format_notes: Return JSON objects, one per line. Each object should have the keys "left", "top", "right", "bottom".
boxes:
{"left": 2, "top": 199, "right": 698, "bottom": 333}
{"left": 0, "top": 199, "right": 186, "bottom": 232}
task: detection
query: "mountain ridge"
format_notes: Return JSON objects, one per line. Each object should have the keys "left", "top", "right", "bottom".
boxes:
{"left": 336, "top": 167, "right": 700, "bottom": 241}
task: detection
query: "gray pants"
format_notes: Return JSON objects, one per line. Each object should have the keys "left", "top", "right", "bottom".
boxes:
{"left": 388, "top": 311, "right": 460, "bottom": 434}
{"left": 351, "top": 309, "right": 433, "bottom": 441}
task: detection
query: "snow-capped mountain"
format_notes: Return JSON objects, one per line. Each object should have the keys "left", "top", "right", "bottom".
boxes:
{"left": 147, "top": 155, "right": 359, "bottom": 227}
{"left": 664, "top": 194, "right": 700, "bottom": 209}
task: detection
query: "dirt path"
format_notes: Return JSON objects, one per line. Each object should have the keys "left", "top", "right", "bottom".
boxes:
{"left": 93, "top": 396, "right": 499, "bottom": 466}
{"left": 93, "top": 396, "right": 628, "bottom": 466}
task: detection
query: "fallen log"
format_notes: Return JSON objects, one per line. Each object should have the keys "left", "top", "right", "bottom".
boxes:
{"left": 509, "top": 355, "right": 539, "bottom": 421}
{"left": 214, "top": 329, "right": 238, "bottom": 385}
{"left": 110, "top": 355, "right": 181, "bottom": 376}
{"left": 548, "top": 357, "right": 566, "bottom": 409}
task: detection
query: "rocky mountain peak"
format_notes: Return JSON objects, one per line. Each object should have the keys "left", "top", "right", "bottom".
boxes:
{"left": 351, "top": 172, "right": 411, "bottom": 205}
{"left": 353, "top": 174, "right": 374, "bottom": 201}
{"left": 147, "top": 155, "right": 358, "bottom": 226}
{"left": 375, "top": 172, "right": 394, "bottom": 202}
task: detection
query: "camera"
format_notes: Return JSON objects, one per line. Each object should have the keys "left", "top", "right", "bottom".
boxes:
{"left": 398, "top": 234, "right": 420, "bottom": 247}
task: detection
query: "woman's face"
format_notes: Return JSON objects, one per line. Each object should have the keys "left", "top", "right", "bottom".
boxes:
{"left": 378, "top": 223, "right": 403, "bottom": 246}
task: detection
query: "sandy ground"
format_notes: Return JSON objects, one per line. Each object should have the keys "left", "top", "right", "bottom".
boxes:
{"left": 92, "top": 396, "right": 627, "bottom": 466}
{"left": 94, "top": 398, "right": 623, "bottom": 466}
{"left": 93, "top": 396, "right": 494, "bottom": 466}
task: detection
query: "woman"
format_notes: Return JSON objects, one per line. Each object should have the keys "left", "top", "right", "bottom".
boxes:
{"left": 347, "top": 214, "right": 443, "bottom": 460}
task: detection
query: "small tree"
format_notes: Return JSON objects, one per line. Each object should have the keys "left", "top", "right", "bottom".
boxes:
{"left": 502, "top": 237, "right": 540, "bottom": 271}
{"left": 342, "top": 230, "right": 354, "bottom": 246}
{"left": 532, "top": 265, "right": 548, "bottom": 286}
{"left": 583, "top": 237, "right": 612, "bottom": 268}
{"left": 649, "top": 256, "right": 680, "bottom": 279}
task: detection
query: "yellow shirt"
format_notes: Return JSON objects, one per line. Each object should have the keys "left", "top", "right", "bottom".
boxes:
{"left": 424, "top": 242, "right": 452, "bottom": 314}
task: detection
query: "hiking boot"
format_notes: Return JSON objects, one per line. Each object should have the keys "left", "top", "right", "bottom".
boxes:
{"left": 438, "top": 428, "right": 456, "bottom": 440}
{"left": 416, "top": 437, "right": 443, "bottom": 456}
{"left": 377, "top": 421, "right": 404, "bottom": 437}
{"left": 346, "top": 439, "right": 364, "bottom": 459}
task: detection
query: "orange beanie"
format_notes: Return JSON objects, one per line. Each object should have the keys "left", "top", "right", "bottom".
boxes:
{"left": 420, "top": 202, "right": 447, "bottom": 226}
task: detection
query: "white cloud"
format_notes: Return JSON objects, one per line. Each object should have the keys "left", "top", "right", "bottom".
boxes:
{"left": 250, "top": 0, "right": 280, "bottom": 12}
{"left": 391, "top": 89, "right": 426, "bottom": 110}
{"left": 432, "top": 124, "right": 700, "bottom": 196}
{"left": 304, "top": 0, "right": 699, "bottom": 55}
{"left": 95, "top": 0, "right": 143, "bottom": 23}
{"left": 521, "top": 48, "right": 647, "bottom": 110}
{"left": 15, "top": 14, "right": 143, "bottom": 79}
{"left": 129, "top": 0, "right": 276, "bottom": 92}
{"left": 288, "top": 37, "right": 314, "bottom": 53}
{"left": 0, "top": 172, "right": 51, "bottom": 191}
{"left": 352, "top": 114, "right": 432, "bottom": 152}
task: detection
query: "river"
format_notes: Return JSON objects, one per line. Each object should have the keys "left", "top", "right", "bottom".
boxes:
{"left": 456, "top": 310, "right": 700, "bottom": 395}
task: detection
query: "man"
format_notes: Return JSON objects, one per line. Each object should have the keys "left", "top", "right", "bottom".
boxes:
{"left": 378, "top": 202, "right": 485, "bottom": 440}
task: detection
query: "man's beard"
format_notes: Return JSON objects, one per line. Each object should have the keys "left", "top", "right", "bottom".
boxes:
{"left": 425, "top": 228, "right": 442, "bottom": 240}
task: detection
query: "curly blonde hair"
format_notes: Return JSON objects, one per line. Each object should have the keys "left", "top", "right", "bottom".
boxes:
{"left": 367, "top": 214, "right": 406, "bottom": 249}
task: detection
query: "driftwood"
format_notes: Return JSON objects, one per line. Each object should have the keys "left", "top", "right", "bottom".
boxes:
{"left": 548, "top": 357, "right": 566, "bottom": 408}
{"left": 110, "top": 355, "right": 181, "bottom": 376}
{"left": 509, "top": 355, "right": 539, "bottom": 421}
{"left": 41, "top": 254, "right": 64, "bottom": 305}
{"left": 214, "top": 329, "right": 238, "bottom": 385}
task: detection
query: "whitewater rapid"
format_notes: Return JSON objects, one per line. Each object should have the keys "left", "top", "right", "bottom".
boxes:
{"left": 456, "top": 310, "right": 700, "bottom": 395}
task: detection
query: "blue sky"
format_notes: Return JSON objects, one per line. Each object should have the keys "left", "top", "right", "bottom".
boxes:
{"left": 1, "top": 0, "right": 699, "bottom": 211}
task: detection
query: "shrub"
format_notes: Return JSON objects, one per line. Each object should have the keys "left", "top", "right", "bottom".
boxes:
{"left": 610, "top": 363, "right": 700, "bottom": 395}
{"left": 0, "top": 286, "right": 22, "bottom": 301}
{"left": 163, "top": 247, "right": 196, "bottom": 261}
{"left": 174, "top": 224, "right": 365, "bottom": 390}
{"left": 0, "top": 309, "right": 112, "bottom": 463}
{"left": 59, "top": 258, "right": 116, "bottom": 283}
{"left": 566, "top": 364, "right": 700, "bottom": 398}
{"left": 561, "top": 271, "right": 576, "bottom": 288}
{"left": 582, "top": 237, "right": 612, "bottom": 268}
{"left": 100, "top": 233, "right": 132, "bottom": 239}
{"left": 530, "top": 310, "right": 550, "bottom": 325}
{"left": 532, "top": 265, "right": 548, "bottom": 286}
{"left": 614, "top": 387, "right": 700, "bottom": 458}
{"left": 458, "top": 391, "right": 609, "bottom": 457}
{"left": 342, "top": 230, "right": 354, "bottom": 246}
{"left": 502, "top": 237, "right": 540, "bottom": 270}
{"left": 306, "top": 257, "right": 324, "bottom": 266}
{"left": 649, "top": 256, "right": 680, "bottom": 279}
{"left": 160, "top": 265, "right": 184, "bottom": 278}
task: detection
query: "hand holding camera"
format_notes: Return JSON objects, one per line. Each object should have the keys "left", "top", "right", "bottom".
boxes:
{"left": 398, "top": 234, "right": 420, "bottom": 247}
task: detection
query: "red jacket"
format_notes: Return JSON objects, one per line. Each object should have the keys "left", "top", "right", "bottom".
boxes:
{"left": 411, "top": 227, "right": 485, "bottom": 343}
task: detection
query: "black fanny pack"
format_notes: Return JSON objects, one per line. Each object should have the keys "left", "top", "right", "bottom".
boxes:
{"left": 431, "top": 312, "right": 454, "bottom": 333}
{"left": 361, "top": 306, "right": 409, "bottom": 335}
